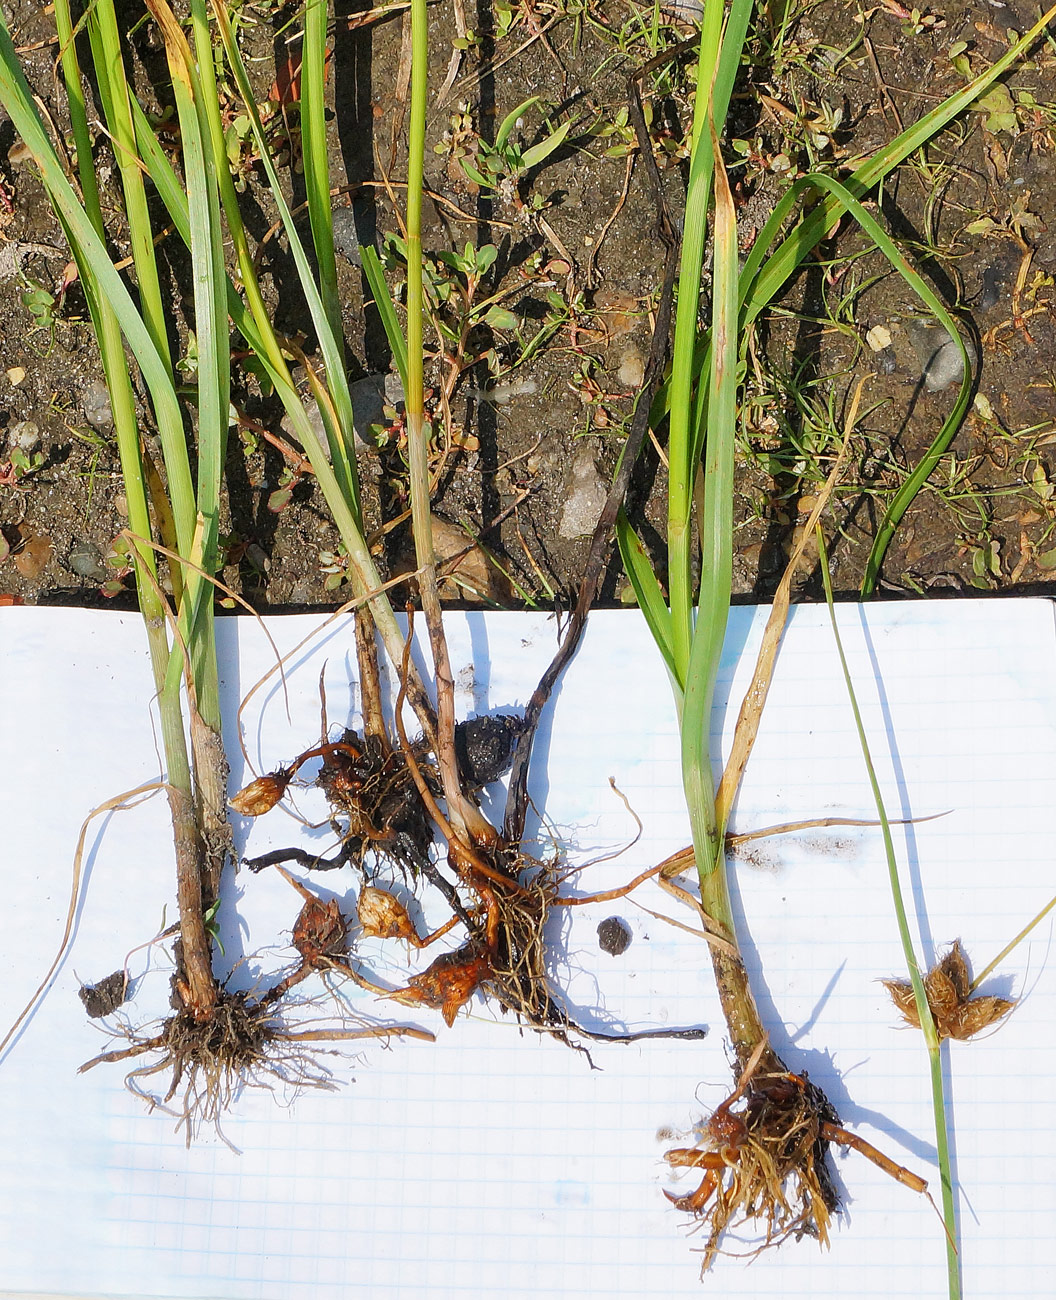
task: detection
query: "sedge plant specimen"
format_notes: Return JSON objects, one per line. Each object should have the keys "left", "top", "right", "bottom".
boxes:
{"left": 0, "top": 0, "right": 699, "bottom": 1102}
{"left": 0, "top": 0, "right": 436, "bottom": 1136}
{"left": 229, "top": 0, "right": 710, "bottom": 1057}
{"left": 0, "top": 0, "right": 669, "bottom": 1144}
{"left": 616, "top": 0, "right": 1056, "bottom": 1281}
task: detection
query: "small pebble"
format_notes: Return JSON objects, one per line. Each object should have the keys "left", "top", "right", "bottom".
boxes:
{"left": 10, "top": 419, "right": 39, "bottom": 452}
{"left": 617, "top": 346, "right": 645, "bottom": 389}
{"left": 468, "top": 377, "right": 538, "bottom": 405}
{"left": 659, "top": 0, "right": 702, "bottom": 19}
{"left": 13, "top": 533, "right": 52, "bottom": 579}
{"left": 865, "top": 324, "right": 892, "bottom": 353}
{"left": 383, "top": 371, "right": 405, "bottom": 407}
{"left": 558, "top": 442, "right": 608, "bottom": 539}
{"left": 597, "top": 916, "right": 632, "bottom": 956}
{"left": 245, "top": 542, "right": 270, "bottom": 573}
{"left": 349, "top": 374, "right": 388, "bottom": 446}
{"left": 282, "top": 381, "right": 391, "bottom": 455}
{"left": 905, "top": 318, "right": 976, "bottom": 394}
{"left": 331, "top": 206, "right": 364, "bottom": 265}
{"left": 281, "top": 401, "right": 331, "bottom": 457}
{"left": 418, "top": 514, "right": 512, "bottom": 603}
{"left": 875, "top": 346, "right": 897, "bottom": 376}
{"left": 978, "top": 265, "right": 1005, "bottom": 312}
{"left": 68, "top": 538, "right": 108, "bottom": 580}
{"left": 81, "top": 379, "right": 113, "bottom": 429}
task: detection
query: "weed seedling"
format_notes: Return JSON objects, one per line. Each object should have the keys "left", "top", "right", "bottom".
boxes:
{"left": 459, "top": 95, "right": 572, "bottom": 208}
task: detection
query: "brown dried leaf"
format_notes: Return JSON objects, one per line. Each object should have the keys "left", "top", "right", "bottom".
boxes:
{"left": 592, "top": 288, "right": 638, "bottom": 338}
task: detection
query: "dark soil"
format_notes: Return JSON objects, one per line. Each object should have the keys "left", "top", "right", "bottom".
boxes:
{"left": 2, "top": 0, "right": 1056, "bottom": 609}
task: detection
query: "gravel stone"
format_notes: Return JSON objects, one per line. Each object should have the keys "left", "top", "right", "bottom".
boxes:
{"left": 68, "top": 538, "right": 107, "bottom": 580}
{"left": 558, "top": 442, "right": 607, "bottom": 539}
{"left": 81, "top": 379, "right": 113, "bottom": 429}
{"left": 9, "top": 419, "right": 40, "bottom": 452}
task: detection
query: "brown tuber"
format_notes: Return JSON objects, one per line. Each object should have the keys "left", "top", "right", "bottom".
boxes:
{"left": 230, "top": 769, "right": 293, "bottom": 817}
{"left": 357, "top": 886, "right": 418, "bottom": 942}
{"left": 292, "top": 895, "right": 347, "bottom": 966}
{"left": 390, "top": 944, "right": 490, "bottom": 1027}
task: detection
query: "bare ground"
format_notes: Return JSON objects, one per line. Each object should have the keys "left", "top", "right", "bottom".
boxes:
{"left": 1, "top": 0, "right": 1055, "bottom": 610}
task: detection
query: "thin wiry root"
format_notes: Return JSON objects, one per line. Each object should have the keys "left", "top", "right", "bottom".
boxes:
{"left": 479, "top": 858, "right": 557, "bottom": 1015}
{"left": 80, "top": 989, "right": 429, "bottom": 1147}
{"left": 666, "top": 1059, "right": 839, "bottom": 1273}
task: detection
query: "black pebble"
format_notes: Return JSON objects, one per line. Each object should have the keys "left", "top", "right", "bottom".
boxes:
{"left": 979, "top": 265, "right": 1005, "bottom": 312}
{"left": 597, "top": 916, "right": 632, "bottom": 956}
{"left": 331, "top": 206, "right": 364, "bottom": 264}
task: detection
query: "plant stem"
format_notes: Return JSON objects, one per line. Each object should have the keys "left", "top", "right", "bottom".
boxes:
{"left": 969, "top": 892, "right": 1056, "bottom": 991}
{"left": 685, "top": 117, "right": 780, "bottom": 1076}
{"left": 172, "top": 1, "right": 442, "bottom": 751}
{"left": 404, "top": 0, "right": 493, "bottom": 845}
{"left": 818, "top": 529, "right": 959, "bottom": 1299}
{"left": 46, "top": 0, "right": 218, "bottom": 1013}
{"left": 666, "top": 1, "right": 724, "bottom": 680}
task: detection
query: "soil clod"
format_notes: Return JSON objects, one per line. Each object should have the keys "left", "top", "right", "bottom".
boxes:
{"left": 453, "top": 714, "right": 525, "bottom": 789}
{"left": 597, "top": 916, "right": 632, "bottom": 956}
{"left": 78, "top": 970, "right": 128, "bottom": 1018}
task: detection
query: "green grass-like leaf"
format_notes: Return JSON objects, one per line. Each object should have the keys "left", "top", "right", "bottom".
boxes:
{"left": 615, "top": 508, "right": 676, "bottom": 676}
{"left": 209, "top": 0, "right": 361, "bottom": 523}
{"left": 301, "top": 0, "right": 343, "bottom": 353}
{"left": 362, "top": 244, "right": 410, "bottom": 388}
{"left": 817, "top": 528, "right": 959, "bottom": 1298}
{"left": 755, "top": 172, "right": 973, "bottom": 596}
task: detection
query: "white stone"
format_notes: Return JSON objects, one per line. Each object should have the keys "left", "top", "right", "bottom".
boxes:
{"left": 558, "top": 442, "right": 608, "bottom": 539}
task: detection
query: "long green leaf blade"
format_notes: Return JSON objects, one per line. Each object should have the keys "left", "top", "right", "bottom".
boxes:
{"left": 615, "top": 510, "right": 677, "bottom": 680}
{"left": 361, "top": 244, "right": 409, "bottom": 388}
{"left": 209, "top": 0, "right": 362, "bottom": 522}
{"left": 301, "top": 0, "right": 343, "bottom": 350}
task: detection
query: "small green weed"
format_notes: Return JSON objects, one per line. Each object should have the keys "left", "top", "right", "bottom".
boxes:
{"left": 458, "top": 96, "right": 572, "bottom": 207}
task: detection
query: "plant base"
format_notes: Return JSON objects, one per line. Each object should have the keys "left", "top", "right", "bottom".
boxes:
{"left": 666, "top": 1051, "right": 840, "bottom": 1272}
